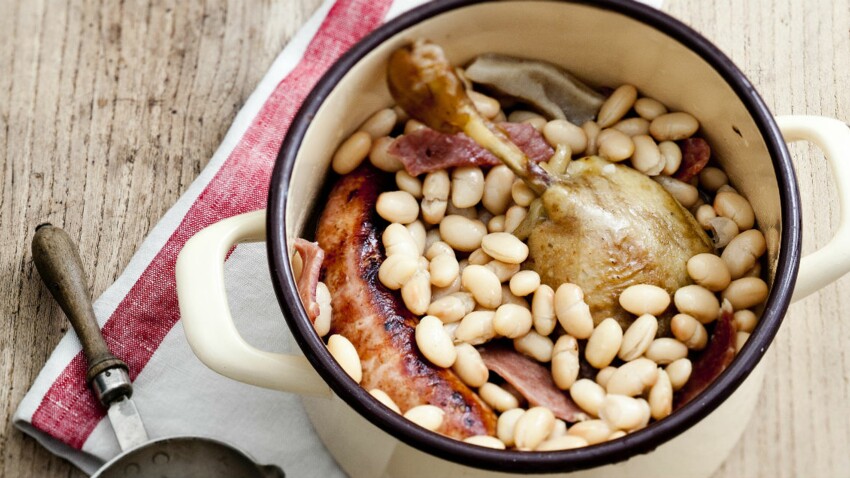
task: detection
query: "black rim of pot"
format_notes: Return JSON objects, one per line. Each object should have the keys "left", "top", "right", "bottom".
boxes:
{"left": 267, "top": 0, "right": 802, "bottom": 473}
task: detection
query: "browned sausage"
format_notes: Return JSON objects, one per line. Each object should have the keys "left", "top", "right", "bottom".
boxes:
{"left": 317, "top": 165, "right": 497, "bottom": 439}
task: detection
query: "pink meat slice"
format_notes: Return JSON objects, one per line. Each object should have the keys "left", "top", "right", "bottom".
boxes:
{"left": 479, "top": 344, "right": 587, "bottom": 423}
{"left": 673, "top": 137, "right": 711, "bottom": 182}
{"left": 293, "top": 238, "right": 325, "bottom": 322}
{"left": 390, "top": 122, "right": 554, "bottom": 176}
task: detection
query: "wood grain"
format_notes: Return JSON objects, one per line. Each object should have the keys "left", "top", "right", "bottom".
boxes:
{"left": 0, "top": 1, "right": 848, "bottom": 477}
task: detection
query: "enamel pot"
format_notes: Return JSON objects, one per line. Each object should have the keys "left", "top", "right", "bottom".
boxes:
{"left": 175, "top": 1, "right": 850, "bottom": 476}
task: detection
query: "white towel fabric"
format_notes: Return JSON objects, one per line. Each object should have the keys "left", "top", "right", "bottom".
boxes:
{"left": 14, "top": 0, "right": 662, "bottom": 475}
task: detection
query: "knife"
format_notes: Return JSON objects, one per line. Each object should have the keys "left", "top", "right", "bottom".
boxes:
{"left": 32, "top": 224, "right": 148, "bottom": 452}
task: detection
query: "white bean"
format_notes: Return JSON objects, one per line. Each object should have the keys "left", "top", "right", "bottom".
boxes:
{"left": 548, "top": 419, "right": 568, "bottom": 440}
{"left": 709, "top": 216, "right": 739, "bottom": 248}
{"left": 468, "top": 248, "right": 493, "bottom": 265}
{"left": 463, "top": 435, "right": 506, "bottom": 449}
{"left": 695, "top": 204, "right": 717, "bottom": 229}
{"left": 721, "top": 229, "right": 766, "bottom": 279}
{"left": 570, "top": 379, "right": 606, "bottom": 418}
{"left": 451, "top": 166, "right": 485, "bottom": 208}
{"left": 358, "top": 108, "right": 398, "bottom": 138}
{"left": 659, "top": 140, "right": 682, "bottom": 175}
{"left": 415, "top": 316, "right": 457, "bottom": 368}
{"left": 440, "top": 215, "right": 487, "bottom": 252}
{"left": 585, "top": 318, "right": 623, "bottom": 369}
{"left": 488, "top": 214, "right": 506, "bottom": 233}
{"left": 733, "top": 309, "right": 758, "bottom": 333}
{"left": 595, "top": 366, "right": 617, "bottom": 389}
{"left": 503, "top": 205, "right": 527, "bottom": 233}
{"left": 543, "top": 119, "right": 588, "bottom": 153}
{"left": 634, "top": 97, "right": 668, "bottom": 121}
{"left": 699, "top": 167, "right": 729, "bottom": 192}
{"left": 666, "top": 358, "right": 692, "bottom": 391}
{"left": 493, "top": 303, "right": 533, "bottom": 338}
{"left": 462, "top": 265, "right": 502, "bottom": 309}
{"left": 551, "top": 335, "right": 580, "bottom": 390}
{"left": 314, "top": 282, "right": 332, "bottom": 337}
{"left": 644, "top": 338, "right": 688, "bottom": 365}
{"left": 536, "top": 435, "right": 588, "bottom": 451}
{"left": 613, "top": 117, "right": 651, "bottom": 137}
{"left": 649, "top": 370, "right": 673, "bottom": 420}
{"left": 674, "top": 284, "right": 720, "bottom": 324}
{"left": 430, "top": 253, "right": 459, "bottom": 288}
{"left": 482, "top": 165, "right": 515, "bottom": 214}
{"left": 402, "top": 267, "right": 431, "bottom": 315}
{"left": 455, "top": 311, "right": 496, "bottom": 345}
{"left": 554, "top": 283, "right": 594, "bottom": 339}
{"left": 468, "top": 90, "right": 501, "bottom": 119}
{"left": 670, "top": 313, "right": 708, "bottom": 350}
{"left": 497, "top": 408, "right": 525, "bottom": 447}
{"left": 376, "top": 191, "right": 419, "bottom": 224}
{"left": 406, "top": 221, "right": 426, "bottom": 255}
{"left": 687, "top": 253, "right": 732, "bottom": 291}
{"left": 630, "top": 134, "right": 664, "bottom": 175}
{"left": 510, "top": 270, "right": 541, "bottom": 297}
{"left": 514, "top": 406, "right": 556, "bottom": 451}
{"left": 714, "top": 191, "right": 755, "bottom": 231}
{"left": 598, "top": 128, "right": 635, "bottom": 162}
{"left": 514, "top": 330, "right": 554, "bottom": 362}
{"left": 619, "top": 313, "right": 659, "bottom": 361}
{"left": 404, "top": 405, "right": 445, "bottom": 431}
{"left": 327, "top": 334, "right": 362, "bottom": 383}
{"left": 404, "top": 119, "right": 427, "bottom": 134}
{"left": 736, "top": 331, "right": 750, "bottom": 353}
{"left": 479, "top": 383, "right": 519, "bottom": 412}
{"left": 485, "top": 260, "right": 520, "bottom": 283}
{"left": 619, "top": 284, "right": 671, "bottom": 316}
{"left": 332, "top": 131, "right": 372, "bottom": 174}
{"left": 722, "top": 277, "right": 769, "bottom": 310}
{"left": 600, "top": 394, "right": 646, "bottom": 431}
{"left": 427, "top": 295, "right": 466, "bottom": 323}
{"left": 654, "top": 175, "right": 699, "bottom": 208}
{"left": 452, "top": 343, "right": 489, "bottom": 387}
{"left": 369, "top": 389, "right": 400, "bottom": 413}
{"left": 567, "top": 420, "right": 613, "bottom": 445}
{"left": 378, "top": 254, "right": 418, "bottom": 290}
{"left": 649, "top": 112, "right": 699, "bottom": 141}
{"left": 598, "top": 84, "right": 638, "bottom": 128}
{"left": 481, "top": 232, "right": 529, "bottom": 264}
{"left": 369, "top": 136, "right": 404, "bottom": 172}
{"left": 511, "top": 179, "right": 536, "bottom": 207}
{"left": 383, "top": 223, "right": 419, "bottom": 257}
{"left": 582, "top": 121, "right": 602, "bottom": 156}
{"left": 606, "top": 358, "right": 658, "bottom": 396}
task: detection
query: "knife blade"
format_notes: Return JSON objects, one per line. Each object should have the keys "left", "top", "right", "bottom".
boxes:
{"left": 32, "top": 224, "right": 150, "bottom": 452}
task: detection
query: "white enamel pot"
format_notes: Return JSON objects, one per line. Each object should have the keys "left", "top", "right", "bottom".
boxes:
{"left": 175, "top": 1, "right": 850, "bottom": 476}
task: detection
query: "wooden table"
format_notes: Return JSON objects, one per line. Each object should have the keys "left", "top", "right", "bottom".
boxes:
{"left": 1, "top": 1, "right": 848, "bottom": 477}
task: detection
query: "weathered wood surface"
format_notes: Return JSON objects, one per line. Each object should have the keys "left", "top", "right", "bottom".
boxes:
{"left": 0, "top": 1, "right": 847, "bottom": 477}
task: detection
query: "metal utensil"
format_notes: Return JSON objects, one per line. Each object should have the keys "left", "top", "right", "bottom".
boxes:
{"left": 32, "top": 224, "right": 284, "bottom": 478}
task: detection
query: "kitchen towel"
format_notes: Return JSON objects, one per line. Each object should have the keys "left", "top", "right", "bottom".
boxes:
{"left": 14, "top": 0, "right": 663, "bottom": 475}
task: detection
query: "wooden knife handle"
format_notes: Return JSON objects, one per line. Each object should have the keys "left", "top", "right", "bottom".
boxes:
{"left": 32, "top": 224, "right": 128, "bottom": 383}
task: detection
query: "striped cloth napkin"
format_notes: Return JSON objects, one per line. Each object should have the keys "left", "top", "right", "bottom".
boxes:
{"left": 14, "top": 0, "right": 662, "bottom": 475}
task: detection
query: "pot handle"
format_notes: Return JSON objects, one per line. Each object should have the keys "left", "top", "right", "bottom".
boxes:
{"left": 175, "top": 209, "right": 331, "bottom": 397}
{"left": 777, "top": 115, "right": 850, "bottom": 302}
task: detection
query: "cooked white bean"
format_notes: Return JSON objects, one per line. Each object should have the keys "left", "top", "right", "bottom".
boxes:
{"left": 722, "top": 277, "right": 769, "bottom": 309}
{"left": 439, "top": 215, "right": 487, "bottom": 252}
{"left": 481, "top": 232, "right": 529, "bottom": 264}
{"left": 548, "top": 419, "right": 568, "bottom": 440}
{"left": 314, "top": 282, "right": 332, "bottom": 337}
{"left": 501, "top": 285, "right": 530, "bottom": 308}
{"left": 709, "top": 216, "right": 740, "bottom": 248}
{"left": 415, "top": 316, "right": 457, "bottom": 368}
{"left": 369, "top": 389, "right": 401, "bottom": 413}
{"left": 687, "top": 253, "right": 732, "bottom": 291}
{"left": 455, "top": 311, "right": 496, "bottom": 345}
{"left": 537, "top": 435, "right": 588, "bottom": 451}
{"left": 658, "top": 140, "right": 682, "bottom": 175}
{"left": 634, "top": 398, "right": 652, "bottom": 431}
{"left": 570, "top": 379, "right": 606, "bottom": 418}
{"left": 619, "top": 313, "right": 658, "bottom": 361}
{"left": 425, "top": 228, "right": 442, "bottom": 251}
{"left": 514, "top": 406, "right": 556, "bottom": 451}
{"left": 733, "top": 309, "right": 758, "bottom": 333}
{"left": 406, "top": 221, "right": 426, "bottom": 255}
{"left": 551, "top": 335, "right": 580, "bottom": 390}
{"left": 608, "top": 430, "right": 627, "bottom": 441}
{"left": 376, "top": 191, "right": 419, "bottom": 224}
{"left": 404, "top": 119, "right": 427, "bottom": 134}
{"left": 649, "top": 370, "right": 673, "bottom": 420}
{"left": 503, "top": 205, "right": 528, "bottom": 233}
{"left": 497, "top": 408, "right": 525, "bottom": 446}
{"left": 714, "top": 191, "right": 755, "bottom": 231}
{"left": 493, "top": 303, "right": 533, "bottom": 338}
{"left": 332, "top": 131, "right": 372, "bottom": 174}
{"left": 649, "top": 112, "right": 699, "bottom": 141}
{"left": 383, "top": 223, "right": 419, "bottom": 258}
{"left": 430, "top": 253, "right": 459, "bottom": 288}
{"left": 736, "top": 331, "right": 750, "bottom": 353}
{"left": 531, "top": 284, "right": 557, "bottom": 335}
{"left": 452, "top": 292, "right": 477, "bottom": 314}
{"left": 717, "top": 184, "right": 737, "bottom": 194}
{"left": 479, "top": 382, "right": 519, "bottom": 412}
{"left": 598, "top": 128, "right": 635, "bottom": 162}
{"left": 554, "top": 283, "right": 594, "bottom": 339}
{"left": 612, "top": 117, "right": 650, "bottom": 137}
{"left": 359, "top": 108, "right": 398, "bottom": 138}
{"left": 674, "top": 284, "right": 720, "bottom": 324}
{"left": 468, "top": 90, "right": 501, "bottom": 119}
{"left": 567, "top": 419, "right": 613, "bottom": 445}
{"left": 327, "top": 334, "right": 362, "bottom": 383}
{"left": 543, "top": 119, "right": 588, "bottom": 153}
{"left": 488, "top": 214, "right": 506, "bottom": 233}
{"left": 619, "top": 284, "right": 671, "bottom": 316}
{"left": 511, "top": 179, "right": 536, "bottom": 207}
{"left": 722, "top": 229, "right": 766, "bottom": 279}
{"left": 421, "top": 199, "right": 447, "bottom": 224}
{"left": 630, "top": 134, "right": 664, "bottom": 175}
{"left": 451, "top": 166, "right": 485, "bottom": 208}
{"left": 369, "top": 136, "right": 404, "bottom": 172}
{"left": 404, "top": 405, "right": 445, "bottom": 431}
{"left": 462, "top": 265, "right": 502, "bottom": 309}
{"left": 606, "top": 358, "right": 658, "bottom": 396}
{"left": 463, "top": 435, "right": 506, "bottom": 449}
{"left": 582, "top": 121, "right": 602, "bottom": 156}
{"left": 508, "top": 110, "right": 546, "bottom": 124}
{"left": 654, "top": 175, "right": 699, "bottom": 208}
{"left": 598, "top": 84, "right": 638, "bottom": 127}
{"left": 425, "top": 241, "right": 453, "bottom": 260}
{"left": 452, "top": 343, "right": 489, "bottom": 387}
{"left": 695, "top": 204, "right": 717, "bottom": 229}
{"left": 432, "top": 274, "right": 461, "bottom": 301}
{"left": 645, "top": 338, "right": 688, "bottom": 364}
{"left": 468, "top": 248, "right": 493, "bottom": 266}
{"left": 509, "top": 270, "right": 541, "bottom": 297}
{"left": 402, "top": 267, "right": 431, "bottom": 315}
{"left": 666, "top": 358, "right": 692, "bottom": 391}
{"left": 427, "top": 295, "right": 466, "bottom": 323}
{"left": 699, "top": 167, "right": 728, "bottom": 192}
{"left": 596, "top": 366, "right": 617, "bottom": 388}
{"left": 585, "top": 318, "right": 624, "bottom": 369}
{"left": 514, "top": 330, "right": 554, "bottom": 362}
{"left": 423, "top": 170, "right": 450, "bottom": 201}
{"left": 600, "top": 394, "right": 646, "bottom": 431}
{"left": 486, "top": 260, "right": 521, "bottom": 283}
{"left": 671, "top": 313, "right": 708, "bottom": 350}
{"left": 634, "top": 97, "right": 668, "bottom": 121}
{"left": 378, "top": 254, "right": 418, "bottom": 290}
{"left": 482, "top": 165, "right": 515, "bottom": 215}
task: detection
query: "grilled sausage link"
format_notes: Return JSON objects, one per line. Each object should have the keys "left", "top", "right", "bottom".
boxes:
{"left": 317, "top": 165, "right": 497, "bottom": 439}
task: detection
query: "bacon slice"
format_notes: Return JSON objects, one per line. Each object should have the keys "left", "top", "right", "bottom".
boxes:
{"left": 390, "top": 122, "right": 554, "bottom": 176}
{"left": 293, "top": 238, "right": 325, "bottom": 322}
{"left": 673, "top": 137, "right": 711, "bottom": 182}
{"left": 479, "top": 344, "right": 587, "bottom": 423}
{"left": 674, "top": 302, "right": 737, "bottom": 409}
